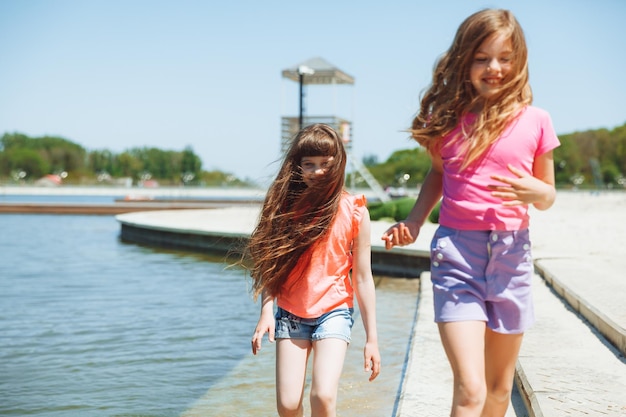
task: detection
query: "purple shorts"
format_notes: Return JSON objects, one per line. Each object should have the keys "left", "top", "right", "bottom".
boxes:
{"left": 429, "top": 225, "right": 535, "bottom": 334}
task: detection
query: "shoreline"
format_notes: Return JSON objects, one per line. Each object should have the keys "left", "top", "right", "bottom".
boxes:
{"left": 2, "top": 183, "right": 624, "bottom": 201}
{"left": 0, "top": 184, "right": 390, "bottom": 204}
{"left": 0, "top": 184, "right": 268, "bottom": 198}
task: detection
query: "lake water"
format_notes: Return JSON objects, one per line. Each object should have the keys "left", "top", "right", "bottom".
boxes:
{"left": 0, "top": 195, "right": 419, "bottom": 417}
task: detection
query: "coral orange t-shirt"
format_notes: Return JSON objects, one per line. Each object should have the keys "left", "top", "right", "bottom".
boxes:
{"left": 276, "top": 193, "right": 367, "bottom": 318}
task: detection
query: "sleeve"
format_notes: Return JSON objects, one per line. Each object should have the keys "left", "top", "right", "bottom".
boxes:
{"left": 536, "top": 110, "right": 561, "bottom": 157}
{"left": 351, "top": 194, "right": 367, "bottom": 239}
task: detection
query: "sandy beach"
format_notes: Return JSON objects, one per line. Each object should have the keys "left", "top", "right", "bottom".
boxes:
{"left": 527, "top": 190, "right": 626, "bottom": 260}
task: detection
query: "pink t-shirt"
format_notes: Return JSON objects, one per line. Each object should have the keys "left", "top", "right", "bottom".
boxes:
{"left": 277, "top": 193, "right": 367, "bottom": 318}
{"left": 439, "top": 106, "right": 560, "bottom": 231}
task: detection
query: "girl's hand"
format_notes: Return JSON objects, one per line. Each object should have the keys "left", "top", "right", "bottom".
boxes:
{"left": 364, "top": 341, "right": 381, "bottom": 381}
{"left": 381, "top": 221, "right": 420, "bottom": 250}
{"left": 251, "top": 311, "right": 275, "bottom": 355}
{"left": 489, "top": 164, "right": 554, "bottom": 207}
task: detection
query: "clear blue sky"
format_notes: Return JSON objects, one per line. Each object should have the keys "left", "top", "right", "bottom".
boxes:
{"left": 1, "top": 0, "right": 625, "bottom": 185}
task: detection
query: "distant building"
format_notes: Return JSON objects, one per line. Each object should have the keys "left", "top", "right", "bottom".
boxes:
{"left": 35, "top": 174, "right": 63, "bottom": 187}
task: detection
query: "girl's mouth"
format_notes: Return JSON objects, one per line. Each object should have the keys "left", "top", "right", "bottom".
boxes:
{"left": 484, "top": 77, "right": 501, "bottom": 85}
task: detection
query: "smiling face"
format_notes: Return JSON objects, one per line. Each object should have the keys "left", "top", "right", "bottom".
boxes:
{"left": 469, "top": 33, "right": 514, "bottom": 101}
{"left": 300, "top": 155, "right": 334, "bottom": 187}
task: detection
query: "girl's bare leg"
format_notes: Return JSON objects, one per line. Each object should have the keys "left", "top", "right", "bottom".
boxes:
{"left": 481, "top": 329, "right": 524, "bottom": 417}
{"left": 276, "top": 339, "right": 311, "bottom": 417}
{"left": 438, "top": 321, "right": 487, "bottom": 417}
{"left": 309, "top": 338, "right": 348, "bottom": 417}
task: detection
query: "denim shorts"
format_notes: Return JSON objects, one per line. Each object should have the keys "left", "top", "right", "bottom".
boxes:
{"left": 430, "top": 225, "right": 535, "bottom": 334}
{"left": 274, "top": 307, "right": 354, "bottom": 343}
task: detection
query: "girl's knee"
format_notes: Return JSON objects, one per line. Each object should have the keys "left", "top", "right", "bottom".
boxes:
{"left": 276, "top": 402, "right": 303, "bottom": 417}
{"left": 486, "top": 382, "right": 513, "bottom": 404}
{"left": 455, "top": 379, "right": 487, "bottom": 408}
{"left": 310, "top": 388, "right": 337, "bottom": 413}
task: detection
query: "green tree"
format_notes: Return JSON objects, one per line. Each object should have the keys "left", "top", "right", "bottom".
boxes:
{"left": 362, "top": 154, "right": 378, "bottom": 166}
{"left": 89, "top": 149, "right": 115, "bottom": 174}
{"left": 1, "top": 132, "right": 86, "bottom": 176}
{"left": 39, "top": 136, "right": 86, "bottom": 173}
{"left": 368, "top": 147, "right": 431, "bottom": 188}
{"left": 200, "top": 170, "right": 245, "bottom": 186}
{"left": 0, "top": 132, "right": 31, "bottom": 150}
{"left": 116, "top": 152, "right": 144, "bottom": 179}
{"left": 0, "top": 148, "right": 49, "bottom": 179}
{"left": 180, "top": 146, "right": 202, "bottom": 184}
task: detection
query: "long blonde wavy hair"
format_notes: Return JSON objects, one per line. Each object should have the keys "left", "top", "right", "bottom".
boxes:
{"left": 246, "top": 124, "right": 347, "bottom": 300}
{"left": 412, "top": 9, "right": 532, "bottom": 165}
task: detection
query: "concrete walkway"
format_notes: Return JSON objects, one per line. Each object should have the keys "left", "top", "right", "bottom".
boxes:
{"left": 116, "top": 190, "right": 626, "bottom": 416}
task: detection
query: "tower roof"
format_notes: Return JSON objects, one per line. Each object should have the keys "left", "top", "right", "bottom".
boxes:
{"left": 281, "top": 57, "right": 355, "bottom": 85}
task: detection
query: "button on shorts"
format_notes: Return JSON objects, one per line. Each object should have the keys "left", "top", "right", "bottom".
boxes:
{"left": 274, "top": 307, "right": 354, "bottom": 343}
{"left": 430, "top": 225, "right": 535, "bottom": 334}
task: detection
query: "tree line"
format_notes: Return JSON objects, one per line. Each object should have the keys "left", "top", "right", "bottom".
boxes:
{"left": 0, "top": 132, "right": 248, "bottom": 186}
{"left": 360, "top": 122, "right": 626, "bottom": 190}
{"left": 2, "top": 122, "right": 625, "bottom": 189}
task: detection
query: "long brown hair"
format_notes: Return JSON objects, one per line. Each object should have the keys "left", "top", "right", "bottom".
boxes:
{"left": 412, "top": 9, "right": 532, "bottom": 165}
{"left": 246, "top": 124, "right": 347, "bottom": 300}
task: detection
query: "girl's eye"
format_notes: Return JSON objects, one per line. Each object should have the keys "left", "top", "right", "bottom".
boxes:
{"left": 474, "top": 57, "right": 488, "bottom": 63}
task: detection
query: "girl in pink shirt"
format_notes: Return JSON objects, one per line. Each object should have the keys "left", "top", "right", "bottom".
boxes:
{"left": 382, "top": 9, "right": 559, "bottom": 417}
{"left": 248, "top": 123, "right": 380, "bottom": 417}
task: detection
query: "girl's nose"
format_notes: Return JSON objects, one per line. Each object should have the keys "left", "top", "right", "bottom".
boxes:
{"left": 487, "top": 58, "right": 501, "bottom": 72}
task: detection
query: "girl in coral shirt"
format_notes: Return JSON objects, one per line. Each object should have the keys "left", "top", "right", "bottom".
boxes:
{"left": 248, "top": 123, "right": 380, "bottom": 417}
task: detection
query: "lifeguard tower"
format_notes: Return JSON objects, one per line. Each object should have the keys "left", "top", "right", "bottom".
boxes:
{"left": 281, "top": 57, "right": 389, "bottom": 202}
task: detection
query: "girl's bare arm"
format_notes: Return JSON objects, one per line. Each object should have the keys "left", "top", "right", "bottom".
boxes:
{"left": 382, "top": 153, "right": 444, "bottom": 249}
{"left": 352, "top": 211, "right": 381, "bottom": 381}
{"left": 251, "top": 291, "right": 275, "bottom": 355}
